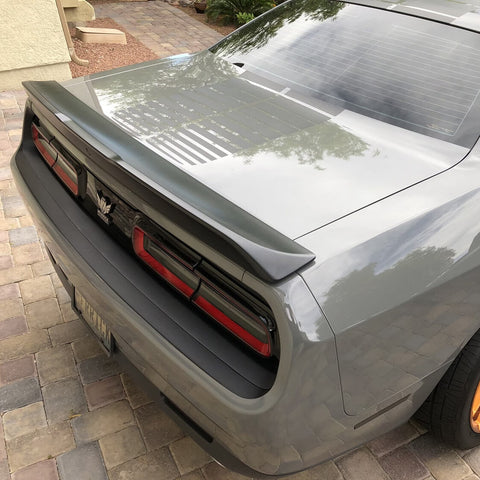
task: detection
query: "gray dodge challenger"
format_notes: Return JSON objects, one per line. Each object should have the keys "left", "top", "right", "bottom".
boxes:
{"left": 11, "top": 0, "right": 480, "bottom": 475}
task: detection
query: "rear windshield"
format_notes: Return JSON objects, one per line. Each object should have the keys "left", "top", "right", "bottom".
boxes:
{"left": 211, "top": 0, "right": 480, "bottom": 148}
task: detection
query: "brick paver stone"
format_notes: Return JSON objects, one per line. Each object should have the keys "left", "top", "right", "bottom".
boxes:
{"left": 411, "top": 434, "right": 473, "bottom": 480}
{"left": 108, "top": 447, "right": 179, "bottom": 480}
{"left": 178, "top": 471, "right": 205, "bottom": 480}
{"left": 464, "top": 447, "right": 480, "bottom": 476}
{"left": 0, "top": 378, "right": 41, "bottom": 414}
{"left": 25, "top": 298, "right": 62, "bottom": 330}
{"left": 98, "top": 425, "right": 146, "bottom": 469}
{"left": 0, "top": 425, "right": 5, "bottom": 461}
{"left": 54, "top": 286, "right": 70, "bottom": 305}
{"left": 134, "top": 402, "right": 183, "bottom": 451}
{"left": 11, "top": 243, "right": 43, "bottom": 266}
{"left": 0, "top": 266, "right": 32, "bottom": 287}
{"left": 8, "top": 227, "right": 37, "bottom": 247}
{"left": 3, "top": 402, "right": 47, "bottom": 441}
{"left": 18, "top": 213, "right": 33, "bottom": 226}
{"left": 284, "top": 461, "right": 344, "bottom": 480}
{"left": 71, "top": 336, "right": 104, "bottom": 362}
{"left": 77, "top": 354, "right": 121, "bottom": 385}
{"left": 84, "top": 375, "right": 125, "bottom": 410}
{"left": 42, "top": 377, "right": 87, "bottom": 424}
{"left": 170, "top": 436, "right": 212, "bottom": 475}
{"left": 36, "top": 345, "right": 76, "bottom": 386}
{"left": 0, "top": 256, "right": 13, "bottom": 270}
{"left": 0, "top": 219, "right": 20, "bottom": 234}
{"left": 0, "top": 283, "right": 20, "bottom": 301}
{"left": 378, "top": 447, "right": 430, "bottom": 480}
{"left": 336, "top": 448, "right": 390, "bottom": 480}
{"left": 48, "top": 319, "right": 89, "bottom": 347}
{"left": 19, "top": 275, "right": 55, "bottom": 305}
{"left": 2, "top": 195, "right": 26, "bottom": 218}
{"left": 94, "top": 1, "right": 222, "bottom": 59}
{"left": 50, "top": 271, "right": 63, "bottom": 289}
{"left": 0, "top": 316, "right": 27, "bottom": 340}
{"left": 71, "top": 400, "right": 135, "bottom": 445}
{"left": 0, "top": 243, "right": 11, "bottom": 258}
{"left": 57, "top": 443, "right": 108, "bottom": 480}
{"left": 0, "top": 330, "right": 50, "bottom": 362}
{"left": 31, "top": 260, "right": 54, "bottom": 277}
{"left": 6, "top": 422, "right": 75, "bottom": 472}
{"left": 59, "top": 304, "right": 77, "bottom": 323}
{"left": 0, "top": 355, "right": 35, "bottom": 387}
{"left": 0, "top": 298, "right": 23, "bottom": 321}
{"left": 11, "top": 459, "right": 59, "bottom": 480}
{"left": 201, "top": 462, "right": 249, "bottom": 480}
{"left": 368, "top": 423, "right": 420, "bottom": 457}
{"left": 121, "top": 373, "right": 151, "bottom": 409}
{"left": 0, "top": 460, "right": 9, "bottom": 480}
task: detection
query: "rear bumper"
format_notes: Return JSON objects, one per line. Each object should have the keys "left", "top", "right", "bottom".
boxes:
{"left": 46, "top": 245, "right": 252, "bottom": 474}
{"left": 11, "top": 142, "right": 267, "bottom": 475}
{"left": 11, "top": 139, "right": 354, "bottom": 476}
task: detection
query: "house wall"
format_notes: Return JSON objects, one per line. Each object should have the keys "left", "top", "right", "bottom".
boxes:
{"left": 0, "top": 0, "right": 72, "bottom": 91}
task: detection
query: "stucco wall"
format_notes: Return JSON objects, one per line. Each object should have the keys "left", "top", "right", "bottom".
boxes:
{"left": 0, "top": 0, "right": 72, "bottom": 91}
{"left": 64, "top": 0, "right": 95, "bottom": 23}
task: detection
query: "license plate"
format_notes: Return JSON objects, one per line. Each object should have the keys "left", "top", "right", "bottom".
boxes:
{"left": 74, "top": 290, "right": 113, "bottom": 353}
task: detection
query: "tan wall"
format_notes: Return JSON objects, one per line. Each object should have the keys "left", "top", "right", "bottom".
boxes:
{"left": 63, "top": 0, "right": 95, "bottom": 23}
{"left": 0, "top": 0, "right": 72, "bottom": 91}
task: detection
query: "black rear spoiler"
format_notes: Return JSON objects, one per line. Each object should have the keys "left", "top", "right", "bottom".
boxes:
{"left": 23, "top": 80, "right": 315, "bottom": 282}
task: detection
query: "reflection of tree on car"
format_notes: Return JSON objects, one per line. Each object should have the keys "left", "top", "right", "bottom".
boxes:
{"left": 211, "top": 0, "right": 345, "bottom": 55}
{"left": 241, "top": 121, "right": 371, "bottom": 169}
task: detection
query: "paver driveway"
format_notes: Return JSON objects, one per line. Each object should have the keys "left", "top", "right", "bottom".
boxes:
{"left": 2, "top": 2, "right": 480, "bottom": 479}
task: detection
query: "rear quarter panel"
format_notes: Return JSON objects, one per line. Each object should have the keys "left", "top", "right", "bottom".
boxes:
{"left": 299, "top": 144, "right": 480, "bottom": 415}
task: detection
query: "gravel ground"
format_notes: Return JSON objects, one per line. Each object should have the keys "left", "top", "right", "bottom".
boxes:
{"left": 69, "top": 18, "right": 158, "bottom": 77}
{"left": 68, "top": 9, "right": 234, "bottom": 78}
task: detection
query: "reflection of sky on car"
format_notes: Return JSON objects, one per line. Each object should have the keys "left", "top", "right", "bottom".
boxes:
{"left": 299, "top": 183, "right": 480, "bottom": 309}
{"left": 354, "top": 190, "right": 480, "bottom": 275}
{"left": 222, "top": 5, "right": 480, "bottom": 146}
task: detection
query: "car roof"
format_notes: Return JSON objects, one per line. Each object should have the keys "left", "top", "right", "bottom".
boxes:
{"left": 348, "top": 0, "right": 480, "bottom": 30}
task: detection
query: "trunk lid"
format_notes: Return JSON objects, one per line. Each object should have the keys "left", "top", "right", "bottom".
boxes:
{"left": 63, "top": 52, "right": 469, "bottom": 240}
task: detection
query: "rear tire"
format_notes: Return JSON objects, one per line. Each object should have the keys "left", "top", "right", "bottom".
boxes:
{"left": 417, "top": 329, "right": 480, "bottom": 449}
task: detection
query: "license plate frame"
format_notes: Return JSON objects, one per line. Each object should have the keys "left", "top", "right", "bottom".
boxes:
{"left": 74, "top": 289, "right": 113, "bottom": 354}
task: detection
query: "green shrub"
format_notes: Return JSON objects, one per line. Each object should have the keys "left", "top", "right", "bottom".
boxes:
{"left": 206, "top": 0, "right": 275, "bottom": 24}
{"left": 236, "top": 11, "right": 255, "bottom": 24}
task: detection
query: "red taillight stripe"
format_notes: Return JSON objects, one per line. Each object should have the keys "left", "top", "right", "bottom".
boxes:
{"left": 53, "top": 162, "right": 79, "bottom": 195}
{"left": 133, "top": 227, "right": 195, "bottom": 297}
{"left": 31, "top": 123, "right": 56, "bottom": 166}
{"left": 32, "top": 123, "right": 80, "bottom": 196}
{"left": 53, "top": 155, "right": 78, "bottom": 195}
{"left": 193, "top": 295, "right": 271, "bottom": 357}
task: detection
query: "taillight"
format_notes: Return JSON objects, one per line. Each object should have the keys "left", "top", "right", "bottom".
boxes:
{"left": 31, "top": 123, "right": 56, "bottom": 166}
{"left": 133, "top": 225, "right": 273, "bottom": 357}
{"left": 193, "top": 285, "right": 272, "bottom": 357}
{"left": 132, "top": 227, "right": 197, "bottom": 297}
{"left": 53, "top": 152, "right": 80, "bottom": 195}
{"left": 31, "top": 122, "right": 81, "bottom": 196}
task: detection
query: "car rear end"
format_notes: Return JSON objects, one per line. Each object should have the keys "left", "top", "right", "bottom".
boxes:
{"left": 11, "top": 77, "right": 343, "bottom": 476}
